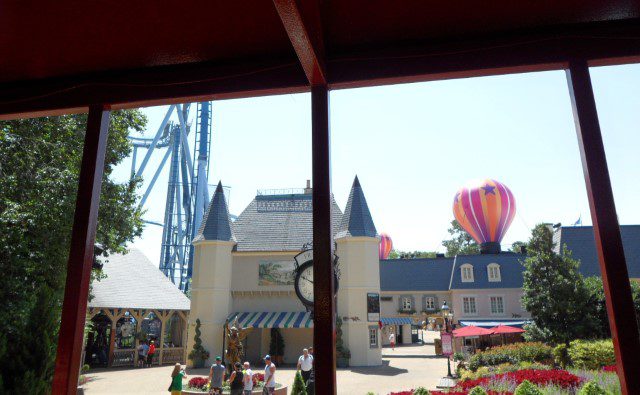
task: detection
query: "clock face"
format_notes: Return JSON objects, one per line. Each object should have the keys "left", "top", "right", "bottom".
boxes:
{"left": 295, "top": 261, "right": 314, "bottom": 306}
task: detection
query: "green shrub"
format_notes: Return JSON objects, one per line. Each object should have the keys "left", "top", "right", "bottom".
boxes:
{"left": 81, "top": 364, "right": 90, "bottom": 373}
{"left": 578, "top": 381, "right": 609, "bottom": 395}
{"left": 453, "top": 352, "right": 465, "bottom": 362}
{"left": 568, "top": 340, "right": 615, "bottom": 370}
{"left": 553, "top": 343, "right": 570, "bottom": 368}
{"left": 514, "top": 380, "right": 543, "bottom": 395}
{"left": 468, "top": 342, "right": 553, "bottom": 371}
{"left": 413, "top": 388, "right": 429, "bottom": 395}
{"left": 291, "top": 371, "right": 307, "bottom": 395}
{"left": 468, "top": 387, "right": 488, "bottom": 395}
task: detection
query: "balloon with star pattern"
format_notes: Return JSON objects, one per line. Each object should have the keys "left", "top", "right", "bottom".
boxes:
{"left": 452, "top": 179, "right": 516, "bottom": 252}
{"left": 379, "top": 233, "right": 393, "bottom": 260}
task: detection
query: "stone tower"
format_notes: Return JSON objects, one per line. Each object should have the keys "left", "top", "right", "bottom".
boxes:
{"left": 335, "top": 176, "right": 382, "bottom": 366}
{"left": 187, "top": 181, "right": 235, "bottom": 367}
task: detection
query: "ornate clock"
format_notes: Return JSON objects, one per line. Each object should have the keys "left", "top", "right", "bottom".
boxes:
{"left": 293, "top": 246, "right": 339, "bottom": 310}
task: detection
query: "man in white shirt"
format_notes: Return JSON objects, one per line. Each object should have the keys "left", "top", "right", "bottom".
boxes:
{"left": 296, "top": 348, "right": 314, "bottom": 383}
{"left": 242, "top": 361, "right": 253, "bottom": 395}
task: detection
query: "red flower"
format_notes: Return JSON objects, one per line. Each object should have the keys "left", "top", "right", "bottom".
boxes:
{"left": 602, "top": 365, "right": 617, "bottom": 373}
{"left": 458, "top": 369, "right": 583, "bottom": 391}
{"left": 188, "top": 376, "right": 209, "bottom": 389}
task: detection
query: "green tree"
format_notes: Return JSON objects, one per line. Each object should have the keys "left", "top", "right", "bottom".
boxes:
{"left": 584, "top": 276, "right": 640, "bottom": 339}
{"left": 0, "top": 111, "right": 146, "bottom": 392}
{"left": 521, "top": 224, "right": 595, "bottom": 345}
{"left": 291, "top": 371, "right": 307, "bottom": 395}
{"left": 510, "top": 241, "right": 528, "bottom": 253}
{"left": 442, "top": 220, "right": 479, "bottom": 257}
{"left": 387, "top": 250, "right": 437, "bottom": 259}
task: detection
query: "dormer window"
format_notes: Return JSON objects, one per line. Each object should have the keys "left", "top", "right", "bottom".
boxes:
{"left": 487, "top": 263, "right": 501, "bottom": 282}
{"left": 461, "top": 264, "right": 474, "bottom": 282}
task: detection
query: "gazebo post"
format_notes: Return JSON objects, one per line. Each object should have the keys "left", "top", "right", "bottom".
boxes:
{"left": 52, "top": 105, "right": 111, "bottom": 394}
{"left": 566, "top": 59, "right": 640, "bottom": 394}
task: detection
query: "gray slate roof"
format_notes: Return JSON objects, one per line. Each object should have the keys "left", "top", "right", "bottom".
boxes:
{"left": 449, "top": 252, "right": 526, "bottom": 290}
{"left": 380, "top": 258, "right": 454, "bottom": 291}
{"left": 88, "top": 248, "right": 190, "bottom": 311}
{"left": 232, "top": 192, "right": 343, "bottom": 252}
{"left": 336, "top": 176, "right": 377, "bottom": 238}
{"left": 194, "top": 181, "right": 234, "bottom": 242}
{"left": 555, "top": 225, "right": 640, "bottom": 278}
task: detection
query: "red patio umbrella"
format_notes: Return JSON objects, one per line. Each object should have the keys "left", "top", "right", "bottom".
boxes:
{"left": 490, "top": 324, "right": 525, "bottom": 334}
{"left": 453, "top": 325, "right": 493, "bottom": 338}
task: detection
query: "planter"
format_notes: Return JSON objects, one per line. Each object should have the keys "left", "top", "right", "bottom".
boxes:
{"left": 183, "top": 386, "right": 287, "bottom": 395}
{"left": 336, "top": 357, "right": 349, "bottom": 368}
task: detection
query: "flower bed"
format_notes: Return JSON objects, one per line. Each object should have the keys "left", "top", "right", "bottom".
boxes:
{"left": 459, "top": 369, "right": 583, "bottom": 391}
{"left": 185, "top": 374, "right": 284, "bottom": 394}
{"left": 467, "top": 342, "right": 553, "bottom": 372}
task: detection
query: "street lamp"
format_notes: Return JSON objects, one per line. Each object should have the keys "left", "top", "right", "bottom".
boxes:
{"left": 441, "top": 301, "right": 453, "bottom": 378}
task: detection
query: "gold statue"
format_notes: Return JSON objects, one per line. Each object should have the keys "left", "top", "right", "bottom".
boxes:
{"left": 225, "top": 316, "right": 252, "bottom": 366}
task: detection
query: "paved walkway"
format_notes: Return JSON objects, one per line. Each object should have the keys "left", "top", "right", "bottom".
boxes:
{"left": 84, "top": 332, "right": 448, "bottom": 395}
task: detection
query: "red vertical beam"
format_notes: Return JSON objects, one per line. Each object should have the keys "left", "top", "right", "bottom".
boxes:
{"left": 311, "top": 85, "right": 337, "bottom": 394}
{"left": 52, "top": 105, "right": 111, "bottom": 394}
{"left": 566, "top": 60, "right": 640, "bottom": 394}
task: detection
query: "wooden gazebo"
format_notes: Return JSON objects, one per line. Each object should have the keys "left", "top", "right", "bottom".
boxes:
{"left": 87, "top": 249, "right": 190, "bottom": 367}
{"left": 1, "top": 2, "right": 639, "bottom": 394}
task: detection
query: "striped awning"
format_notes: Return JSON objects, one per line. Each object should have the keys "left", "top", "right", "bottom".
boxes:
{"left": 380, "top": 317, "right": 413, "bottom": 325}
{"left": 227, "top": 312, "right": 313, "bottom": 328}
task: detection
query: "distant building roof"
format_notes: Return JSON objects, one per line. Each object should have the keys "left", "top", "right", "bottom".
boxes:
{"left": 449, "top": 252, "right": 526, "bottom": 289}
{"left": 232, "top": 192, "right": 343, "bottom": 252}
{"left": 555, "top": 225, "right": 640, "bottom": 278}
{"left": 380, "top": 258, "right": 455, "bottom": 291}
{"left": 194, "top": 181, "right": 234, "bottom": 243}
{"left": 336, "top": 176, "right": 377, "bottom": 238}
{"left": 89, "top": 249, "right": 190, "bottom": 311}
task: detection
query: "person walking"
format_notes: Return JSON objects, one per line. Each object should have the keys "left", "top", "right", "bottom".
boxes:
{"left": 208, "top": 356, "right": 226, "bottom": 395}
{"left": 242, "top": 362, "right": 253, "bottom": 395}
{"left": 147, "top": 340, "right": 156, "bottom": 367}
{"left": 263, "top": 355, "right": 276, "bottom": 395}
{"left": 389, "top": 332, "right": 395, "bottom": 351}
{"left": 169, "top": 363, "right": 187, "bottom": 395}
{"left": 296, "top": 348, "right": 313, "bottom": 384}
{"left": 229, "top": 362, "right": 244, "bottom": 395}
{"left": 137, "top": 340, "right": 149, "bottom": 368}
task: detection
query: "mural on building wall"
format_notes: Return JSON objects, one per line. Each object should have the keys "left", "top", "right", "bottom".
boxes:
{"left": 258, "top": 260, "right": 295, "bottom": 285}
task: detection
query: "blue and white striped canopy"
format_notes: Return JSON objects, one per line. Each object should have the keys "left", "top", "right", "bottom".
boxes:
{"left": 227, "top": 312, "right": 313, "bottom": 328}
{"left": 380, "top": 317, "right": 414, "bottom": 325}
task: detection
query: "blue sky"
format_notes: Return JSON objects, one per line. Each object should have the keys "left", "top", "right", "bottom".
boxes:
{"left": 112, "top": 64, "right": 640, "bottom": 264}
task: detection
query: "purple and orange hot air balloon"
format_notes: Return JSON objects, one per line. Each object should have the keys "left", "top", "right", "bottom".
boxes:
{"left": 453, "top": 179, "right": 516, "bottom": 254}
{"left": 379, "top": 233, "right": 393, "bottom": 260}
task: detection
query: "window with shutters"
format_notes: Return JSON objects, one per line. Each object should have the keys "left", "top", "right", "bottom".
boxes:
{"left": 462, "top": 296, "right": 477, "bottom": 315}
{"left": 487, "top": 263, "right": 501, "bottom": 282}
{"left": 461, "top": 264, "right": 474, "bottom": 282}
{"left": 402, "top": 297, "right": 412, "bottom": 311}
{"left": 490, "top": 296, "right": 505, "bottom": 315}
{"left": 424, "top": 297, "right": 435, "bottom": 310}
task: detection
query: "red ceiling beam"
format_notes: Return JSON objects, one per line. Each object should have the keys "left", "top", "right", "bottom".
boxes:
{"left": 273, "top": 0, "right": 327, "bottom": 86}
{"left": 0, "top": 21, "right": 639, "bottom": 119}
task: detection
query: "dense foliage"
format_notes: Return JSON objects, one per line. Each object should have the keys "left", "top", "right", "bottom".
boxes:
{"left": 468, "top": 342, "right": 553, "bottom": 372}
{"left": 0, "top": 111, "right": 146, "bottom": 392}
{"left": 513, "top": 380, "right": 543, "bottom": 395}
{"left": 578, "top": 381, "right": 608, "bottom": 395}
{"left": 442, "top": 220, "right": 479, "bottom": 257}
{"left": 269, "top": 328, "right": 285, "bottom": 357}
{"left": 567, "top": 340, "right": 616, "bottom": 370}
{"left": 388, "top": 250, "right": 437, "bottom": 259}
{"left": 188, "top": 319, "right": 210, "bottom": 365}
{"left": 521, "top": 224, "right": 594, "bottom": 345}
{"left": 584, "top": 276, "right": 640, "bottom": 338}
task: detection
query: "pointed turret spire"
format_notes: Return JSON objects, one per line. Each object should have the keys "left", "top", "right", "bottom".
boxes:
{"left": 194, "top": 181, "right": 234, "bottom": 242}
{"left": 337, "top": 176, "right": 377, "bottom": 238}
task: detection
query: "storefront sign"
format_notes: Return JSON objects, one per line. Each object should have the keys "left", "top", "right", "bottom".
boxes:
{"left": 367, "top": 293, "right": 380, "bottom": 322}
{"left": 441, "top": 332, "right": 453, "bottom": 356}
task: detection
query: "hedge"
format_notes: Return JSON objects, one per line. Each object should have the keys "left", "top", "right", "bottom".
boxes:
{"left": 567, "top": 339, "right": 615, "bottom": 370}
{"left": 468, "top": 342, "right": 553, "bottom": 372}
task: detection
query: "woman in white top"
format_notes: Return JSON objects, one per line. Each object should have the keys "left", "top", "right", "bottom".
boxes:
{"left": 389, "top": 332, "right": 396, "bottom": 350}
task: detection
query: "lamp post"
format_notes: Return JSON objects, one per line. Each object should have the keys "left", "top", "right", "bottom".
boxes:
{"left": 441, "top": 301, "right": 453, "bottom": 378}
